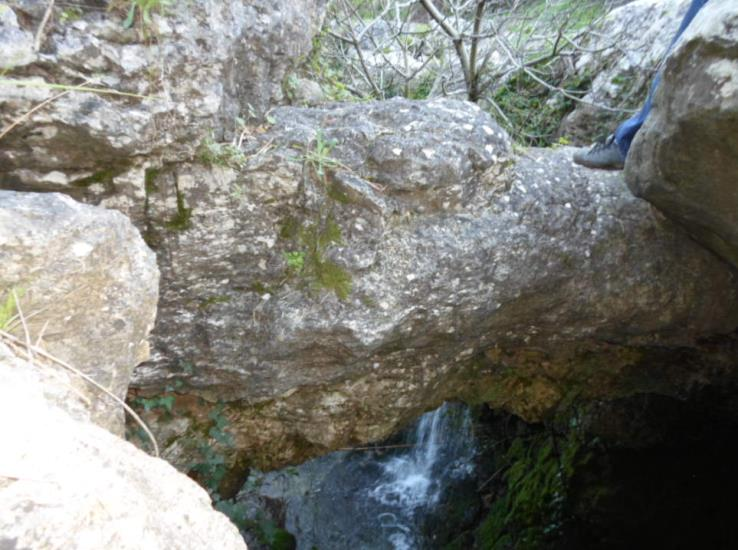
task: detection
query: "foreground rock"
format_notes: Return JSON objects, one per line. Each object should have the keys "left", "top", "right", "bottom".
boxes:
{"left": 122, "top": 99, "right": 738, "bottom": 469}
{"left": 0, "top": 191, "right": 158, "bottom": 433}
{"left": 626, "top": 1, "right": 738, "bottom": 269}
{"left": 0, "top": 193, "right": 244, "bottom": 548}
{"left": 0, "top": 341, "right": 246, "bottom": 550}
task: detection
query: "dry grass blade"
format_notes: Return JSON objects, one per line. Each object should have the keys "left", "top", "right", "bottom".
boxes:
{"left": 0, "top": 78, "right": 157, "bottom": 142}
{"left": 0, "top": 329, "right": 160, "bottom": 457}
{"left": 12, "top": 290, "right": 34, "bottom": 367}
{"left": 34, "top": 0, "right": 56, "bottom": 52}
{"left": 2, "top": 78, "right": 155, "bottom": 98}
{"left": 0, "top": 81, "right": 81, "bottom": 142}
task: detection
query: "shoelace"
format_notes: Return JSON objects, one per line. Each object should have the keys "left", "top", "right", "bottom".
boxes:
{"left": 589, "top": 135, "right": 617, "bottom": 153}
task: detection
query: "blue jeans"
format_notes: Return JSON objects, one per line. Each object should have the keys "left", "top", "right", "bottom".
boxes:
{"left": 614, "top": 0, "right": 709, "bottom": 157}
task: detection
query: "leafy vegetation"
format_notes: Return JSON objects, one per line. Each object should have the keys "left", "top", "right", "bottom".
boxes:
{"left": 475, "top": 413, "right": 596, "bottom": 549}
{"left": 304, "top": 30, "right": 356, "bottom": 101}
{"left": 120, "top": 0, "right": 173, "bottom": 34}
{"left": 297, "top": 129, "right": 343, "bottom": 180}
{"left": 164, "top": 185, "right": 192, "bottom": 231}
{"left": 492, "top": 70, "right": 593, "bottom": 146}
{"left": 198, "top": 134, "right": 247, "bottom": 169}
{"left": 278, "top": 131, "right": 353, "bottom": 300}
{"left": 282, "top": 214, "right": 352, "bottom": 300}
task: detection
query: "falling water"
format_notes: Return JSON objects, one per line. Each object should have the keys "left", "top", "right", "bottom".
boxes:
{"left": 368, "top": 402, "right": 476, "bottom": 549}
{"left": 239, "top": 402, "right": 477, "bottom": 550}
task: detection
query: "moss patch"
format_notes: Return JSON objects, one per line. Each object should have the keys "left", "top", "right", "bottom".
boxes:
{"left": 199, "top": 295, "right": 231, "bottom": 309}
{"left": 165, "top": 183, "right": 193, "bottom": 231}
{"left": 281, "top": 213, "right": 352, "bottom": 300}
{"left": 70, "top": 167, "right": 122, "bottom": 191}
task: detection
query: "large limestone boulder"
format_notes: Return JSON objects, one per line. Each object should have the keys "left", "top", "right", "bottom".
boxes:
{"left": 626, "top": 1, "right": 738, "bottom": 269}
{"left": 0, "top": 0, "right": 326, "bottom": 191}
{"left": 560, "top": 0, "right": 692, "bottom": 142}
{"left": 0, "top": 191, "right": 159, "bottom": 433}
{"left": 0, "top": 341, "right": 246, "bottom": 550}
{"left": 125, "top": 99, "right": 738, "bottom": 468}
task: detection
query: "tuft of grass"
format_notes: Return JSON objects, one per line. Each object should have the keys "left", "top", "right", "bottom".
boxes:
{"left": 59, "top": 7, "right": 84, "bottom": 24}
{"left": 120, "top": 0, "right": 174, "bottom": 33}
{"left": 0, "top": 288, "right": 23, "bottom": 330}
{"left": 296, "top": 129, "right": 342, "bottom": 182}
{"left": 198, "top": 134, "right": 247, "bottom": 169}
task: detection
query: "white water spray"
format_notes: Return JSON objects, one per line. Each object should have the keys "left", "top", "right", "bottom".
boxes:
{"left": 368, "top": 402, "right": 475, "bottom": 548}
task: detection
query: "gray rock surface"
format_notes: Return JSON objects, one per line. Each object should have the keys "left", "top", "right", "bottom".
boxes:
{"left": 0, "top": 191, "right": 159, "bottom": 433}
{"left": 0, "top": 3, "right": 36, "bottom": 69}
{"left": 0, "top": 0, "right": 326, "bottom": 189}
{"left": 560, "top": 0, "right": 691, "bottom": 143}
{"left": 626, "top": 1, "right": 738, "bottom": 269}
{"left": 0, "top": 341, "right": 247, "bottom": 550}
{"left": 127, "top": 98, "right": 738, "bottom": 467}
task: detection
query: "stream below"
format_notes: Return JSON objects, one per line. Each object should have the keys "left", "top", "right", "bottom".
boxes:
{"left": 237, "top": 402, "right": 479, "bottom": 549}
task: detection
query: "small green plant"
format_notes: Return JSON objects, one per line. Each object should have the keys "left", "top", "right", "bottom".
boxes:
{"left": 122, "top": 0, "right": 173, "bottom": 31}
{"left": 284, "top": 250, "right": 306, "bottom": 274}
{"left": 0, "top": 288, "right": 23, "bottom": 330}
{"left": 283, "top": 214, "right": 352, "bottom": 300}
{"left": 198, "top": 134, "right": 247, "bottom": 169}
{"left": 283, "top": 72, "right": 300, "bottom": 103}
{"left": 134, "top": 394, "right": 175, "bottom": 413}
{"left": 189, "top": 403, "right": 235, "bottom": 494}
{"left": 182, "top": 401, "right": 267, "bottom": 536}
{"left": 59, "top": 7, "right": 83, "bottom": 24}
{"left": 298, "top": 129, "right": 341, "bottom": 181}
{"left": 231, "top": 182, "right": 247, "bottom": 204}
{"left": 243, "top": 513, "right": 297, "bottom": 550}
{"left": 279, "top": 131, "right": 354, "bottom": 300}
{"left": 131, "top": 379, "right": 184, "bottom": 415}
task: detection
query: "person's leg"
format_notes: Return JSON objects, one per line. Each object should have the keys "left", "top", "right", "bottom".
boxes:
{"left": 574, "top": 0, "right": 710, "bottom": 169}
{"left": 613, "top": 0, "right": 709, "bottom": 157}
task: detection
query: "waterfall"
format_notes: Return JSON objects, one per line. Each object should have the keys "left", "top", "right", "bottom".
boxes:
{"left": 240, "top": 402, "right": 477, "bottom": 550}
{"left": 367, "top": 402, "right": 476, "bottom": 549}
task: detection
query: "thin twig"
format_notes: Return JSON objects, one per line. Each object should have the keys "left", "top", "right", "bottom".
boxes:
{"left": 13, "top": 290, "right": 34, "bottom": 368}
{"left": 0, "top": 78, "right": 154, "bottom": 98}
{"left": 34, "top": 0, "right": 56, "bottom": 52}
{"left": 0, "top": 85, "right": 73, "bottom": 142}
{"left": 478, "top": 464, "right": 506, "bottom": 490}
{"left": 35, "top": 320, "right": 50, "bottom": 348}
{"left": 339, "top": 443, "right": 415, "bottom": 451}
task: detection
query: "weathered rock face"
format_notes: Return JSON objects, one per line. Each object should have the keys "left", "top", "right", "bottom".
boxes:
{"left": 121, "top": 99, "right": 738, "bottom": 469}
{"left": 0, "top": 0, "right": 327, "bottom": 190}
{"left": 0, "top": 341, "right": 247, "bottom": 550}
{"left": 560, "top": 0, "right": 692, "bottom": 143}
{"left": 0, "top": 191, "right": 159, "bottom": 433}
{"left": 626, "top": 1, "right": 738, "bottom": 269}
{"left": 3, "top": 0, "right": 738, "bottom": 473}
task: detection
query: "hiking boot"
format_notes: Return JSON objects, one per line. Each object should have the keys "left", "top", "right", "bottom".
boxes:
{"left": 573, "top": 135, "right": 625, "bottom": 170}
